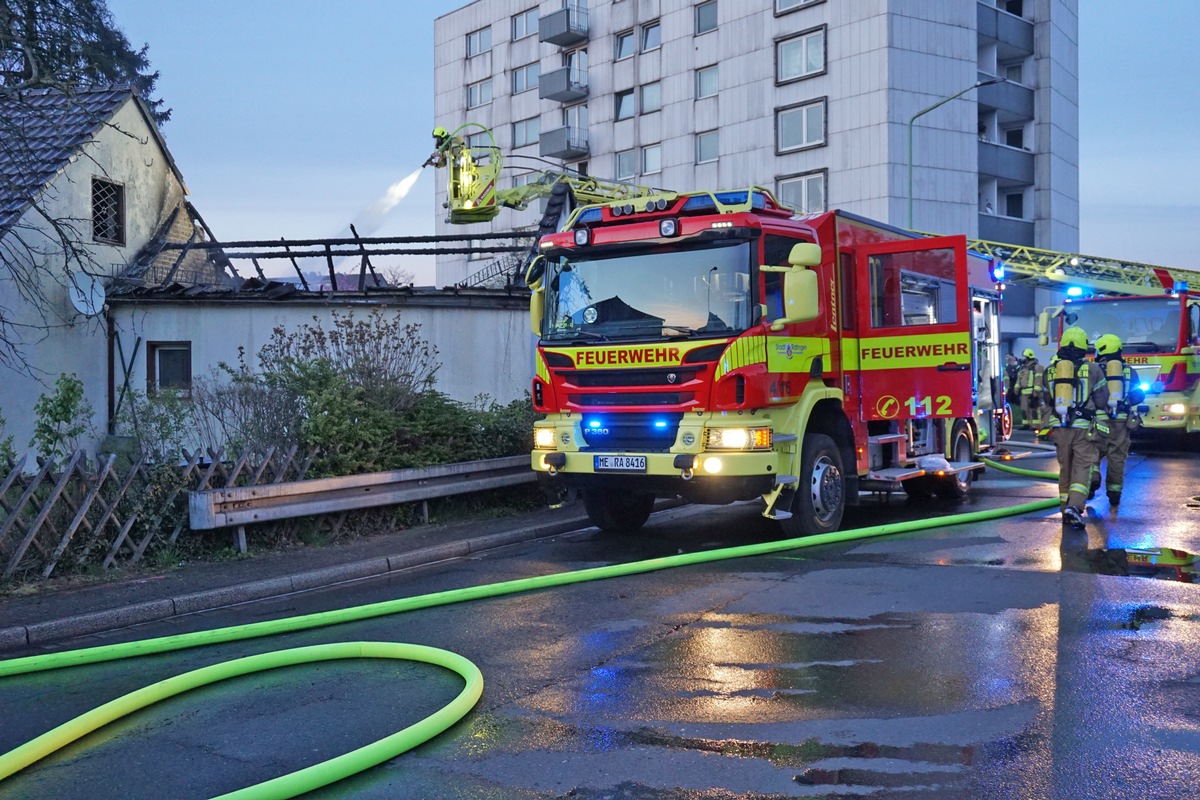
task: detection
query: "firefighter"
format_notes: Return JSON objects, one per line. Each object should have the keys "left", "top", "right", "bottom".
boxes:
{"left": 1091, "top": 333, "right": 1144, "bottom": 507}
{"left": 423, "top": 126, "right": 455, "bottom": 168}
{"left": 1043, "top": 326, "right": 1109, "bottom": 529}
{"left": 1004, "top": 353, "right": 1020, "bottom": 405}
{"left": 1014, "top": 348, "right": 1044, "bottom": 429}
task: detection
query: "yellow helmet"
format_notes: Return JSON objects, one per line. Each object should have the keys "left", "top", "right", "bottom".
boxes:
{"left": 1059, "top": 325, "right": 1088, "bottom": 351}
{"left": 1022, "top": 348, "right": 1035, "bottom": 359}
{"left": 432, "top": 126, "right": 448, "bottom": 139}
{"left": 1095, "top": 333, "right": 1122, "bottom": 357}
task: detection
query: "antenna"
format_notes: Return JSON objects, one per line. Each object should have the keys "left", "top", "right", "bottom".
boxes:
{"left": 68, "top": 274, "right": 106, "bottom": 317}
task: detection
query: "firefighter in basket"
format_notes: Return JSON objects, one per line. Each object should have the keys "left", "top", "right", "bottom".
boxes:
{"left": 1038, "top": 326, "right": 1109, "bottom": 529}
{"left": 422, "top": 126, "right": 457, "bottom": 168}
{"left": 1089, "top": 333, "right": 1144, "bottom": 509}
{"left": 1014, "top": 348, "right": 1044, "bottom": 429}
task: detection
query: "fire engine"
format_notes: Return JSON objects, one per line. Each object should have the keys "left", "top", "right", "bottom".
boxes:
{"left": 428, "top": 127, "right": 1009, "bottom": 534}
{"left": 969, "top": 240, "right": 1200, "bottom": 436}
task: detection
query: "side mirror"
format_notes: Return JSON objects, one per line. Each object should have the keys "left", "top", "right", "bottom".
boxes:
{"left": 529, "top": 287, "right": 544, "bottom": 336}
{"left": 525, "top": 255, "right": 546, "bottom": 290}
{"left": 788, "top": 242, "right": 822, "bottom": 267}
{"left": 770, "top": 268, "right": 819, "bottom": 331}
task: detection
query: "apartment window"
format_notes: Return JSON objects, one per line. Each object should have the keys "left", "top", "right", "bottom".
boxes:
{"left": 696, "top": 130, "right": 718, "bottom": 163}
{"left": 467, "top": 79, "right": 492, "bottom": 108}
{"left": 565, "top": 47, "right": 588, "bottom": 73}
{"left": 696, "top": 65, "right": 718, "bottom": 98}
{"left": 513, "top": 117, "right": 540, "bottom": 147}
{"left": 147, "top": 342, "right": 191, "bottom": 396}
{"left": 778, "top": 171, "right": 826, "bottom": 213}
{"left": 466, "top": 26, "right": 491, "bottom": 57}
{"left": 512, "top": 172, "right": 536, "bottom": 188}
{"left": 615, "top": 89, "right": 635, "bottom": 120}
{"left": 777, "top": 27, "right": 824, "bottom": 82}
{"left": 615, "top": 149, "right": 637, "bottom": 180}
{"left": 641, "top": 21, "right": 661, "bottom": 51}
{"left": 1005, "top": 191, "right": 1025, "bottom": 219}
{"left": 777, "top": 0, "right": 822, "bottom": 11}
{"left": 512, "top": 62, "right": 540, "bottom": 94}
{"left": 642, "top": 143, "right": 661, "bottom": 174}
{"left": 1003, "top": 0, "right": 1024, "bottom": 17}
{"left": 466, "top": 132, "right": 489, "bottom": 149}
{"left": 1004, "top": 126, "right": 1024, "bottom": 149}
{"left": 640, "top": 81, "right": 661, "bottom": 113}
{"left": 777, "top": 99, "right": 825, "bottom": 151}
{"left": 615, "top": 30, "right": 634, "bottom": 60}
{"left": 695, "top": 1, "right": 717, "bottom": 34}
{"left": 563, "top": 103, "right": 588, "bottom": 130}
{"left": 512, "top": 8, "right": 538, "bottom": 40}
{"left": 91, "top": 177, "right": 125, "bottom": 245}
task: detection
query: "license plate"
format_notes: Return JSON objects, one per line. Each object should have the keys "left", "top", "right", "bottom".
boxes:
{"left": 594, "top": 455, "right": 647, "bottom": 472}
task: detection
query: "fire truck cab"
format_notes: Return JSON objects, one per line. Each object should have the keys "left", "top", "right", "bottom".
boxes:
{"left": 527, "top": 188, "right": 1008, "bottom": 535}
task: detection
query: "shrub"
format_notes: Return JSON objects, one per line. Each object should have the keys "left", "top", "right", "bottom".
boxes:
{"left": 30, "top": 373, "right": 95, "bottom": 463}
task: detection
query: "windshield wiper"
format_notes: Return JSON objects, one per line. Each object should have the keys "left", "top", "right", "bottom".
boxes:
{"left": 662, "top": 324, "right": 699, "bottom": 337}
{"left": 546, "top": 328, "right": 608, "bottom": 343}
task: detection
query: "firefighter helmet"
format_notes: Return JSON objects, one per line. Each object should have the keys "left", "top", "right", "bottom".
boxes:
{"left": 1059, "top": 325, "right": 1088, "bottom": 351}
{"left": 432, "top": 126, "right": 448, "bottom": 139}
{"left": 1022, "top": 348, "right": 1035, "bottom": 359}
{"left": 1096, "top": 333, "right": 1122, "bottom": 357}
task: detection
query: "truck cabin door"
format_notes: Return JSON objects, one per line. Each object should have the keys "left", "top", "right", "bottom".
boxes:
{"left": 852, "top": 235, "right": 972, "bottom": 423}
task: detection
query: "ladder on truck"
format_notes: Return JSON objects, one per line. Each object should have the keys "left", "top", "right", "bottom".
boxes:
{"left": 965, "top": 239, "right": 1200, "bottom": 297}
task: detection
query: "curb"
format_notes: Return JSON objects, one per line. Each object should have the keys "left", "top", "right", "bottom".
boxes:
{"left": 0, "top": 512, "right": 597, "bottom": 653}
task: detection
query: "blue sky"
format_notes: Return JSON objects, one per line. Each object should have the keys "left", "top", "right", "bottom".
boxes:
{"left": 106, "top": 1, "right": 1198, "bottom": 285}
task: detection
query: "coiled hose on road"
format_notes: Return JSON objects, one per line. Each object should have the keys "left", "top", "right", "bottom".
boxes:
{"left": 0, "top": 460, "right": 1059, "bottom": 800}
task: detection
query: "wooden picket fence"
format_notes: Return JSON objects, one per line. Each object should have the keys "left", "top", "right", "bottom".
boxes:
{"left": 0, "top": 446, "right": 314, "bottom": 580}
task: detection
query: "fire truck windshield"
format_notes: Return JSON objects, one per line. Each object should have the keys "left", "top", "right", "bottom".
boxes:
{"left": 542, "top": 241, "right": 752, "bottom": 342}
{"left": 1062, "top": 297, "right": 1183, "bottom": 354}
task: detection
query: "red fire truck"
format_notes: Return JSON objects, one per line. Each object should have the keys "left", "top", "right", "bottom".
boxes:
{"left": 429, "top": 128, "right": 1009, "bottom": 535}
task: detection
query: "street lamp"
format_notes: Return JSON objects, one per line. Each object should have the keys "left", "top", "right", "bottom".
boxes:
{"left": 906, "top": 76, "right": 1005, "bottom": 229}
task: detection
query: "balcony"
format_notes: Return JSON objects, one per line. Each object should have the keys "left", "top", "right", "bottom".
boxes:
{"left": 539, "top": 67, "right": 588, "bottom": 103}
{"left": 977, "top": 77, "right": 1034, "bottom": 122}
{"left": 977, "top": 2, "right": 1033, "bottom": 55}
{"left": 539, "top": 6, "right": 588, "bottom": 47}
{"left": 540, "top": 126, "right": 589, "bottom": 161}
{"left": 978, "top": 141, "right": 1034, "bottom": 185}
{"left": 978, "top": 213, "right": 1034, "bottom": 246}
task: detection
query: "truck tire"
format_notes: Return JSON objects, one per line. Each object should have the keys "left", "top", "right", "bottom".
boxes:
{"left": 934, "top": 422, "right": 975, "bottom": 500}
{"left": 583, "top": 487, "right": 656, "bottom": 532}
{"left": 781, "top": 433, "right": 845, "bottom": 536}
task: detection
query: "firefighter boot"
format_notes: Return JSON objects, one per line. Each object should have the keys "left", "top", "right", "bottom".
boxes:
{"left": 1062, "top": 505, "right": 1086, "bottom": 530}
{"left": 1107, "top": 490, "right": 1121, "bottom": 507}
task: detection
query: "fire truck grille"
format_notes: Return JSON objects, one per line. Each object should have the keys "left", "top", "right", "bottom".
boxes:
{"left": 579, "top": 412, "right": 684, "bottom": 451}
{"left": 563, "top": 368, "right": 701, "bottom": 387}
{"left": 568, "top": 392, "right": 694, "bottom": 407}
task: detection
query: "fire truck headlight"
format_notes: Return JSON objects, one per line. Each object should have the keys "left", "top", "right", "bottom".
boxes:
{"left": 703, "top": 457, "right": 723, "bottom": 473}
{"left": 534, "top": 427, "right": 557, "bottom": 449}
{"left": 659, "top": 218, "right": 679, "bottom": 237}
{"left": 705, "top": 427, "right": 772, "bottom": 450}
{"left": 1165, "top": 403, "right": 1187, "bottom": 415}
{"left": 574, "top": 228, "right": 590, "bottom": 246}
{"left": 1152, "top": 380, "right": 1165, "bottom": 394}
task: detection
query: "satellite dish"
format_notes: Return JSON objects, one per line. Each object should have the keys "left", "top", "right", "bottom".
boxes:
{"left": 68, "top": 274, "right": 106, "bottom": 317}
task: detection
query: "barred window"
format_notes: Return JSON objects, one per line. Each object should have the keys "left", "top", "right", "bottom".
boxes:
{"left": 92, "top": 178, "right": 125, "bottom": 245}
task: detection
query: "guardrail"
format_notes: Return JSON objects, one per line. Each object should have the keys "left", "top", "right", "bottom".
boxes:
{"left": 189, "top": 456, "right": 537, "bottom": 550}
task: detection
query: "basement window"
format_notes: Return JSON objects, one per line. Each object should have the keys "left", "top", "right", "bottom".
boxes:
{"left": 92, "top": 178, "right": 125, "bottom": 245}
{"left": 148, "top": 341, "right": 192, "bottom": 396}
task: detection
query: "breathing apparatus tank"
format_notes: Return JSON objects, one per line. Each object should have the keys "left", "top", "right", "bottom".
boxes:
{"left": 1096, "top": 333, "right": 1125, "bottom": 413}
{"left": 1052, "top": 358, "right": 1076, "bottom": 424}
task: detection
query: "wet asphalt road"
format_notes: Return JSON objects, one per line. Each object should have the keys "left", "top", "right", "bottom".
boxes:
{"left": 1, "top": 445, "right": 1198, "bottom": 799}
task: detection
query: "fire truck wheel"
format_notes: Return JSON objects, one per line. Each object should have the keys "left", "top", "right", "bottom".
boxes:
{"left": 935, "top": 423, "right": 975, "bottom": 500}
{"left": 583, "top": 487, "right": 656, "bottom": 532}
{"left": 782, "top": 433, "right": 845, "bottom": 537}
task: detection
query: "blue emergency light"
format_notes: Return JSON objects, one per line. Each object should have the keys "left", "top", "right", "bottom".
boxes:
{"left": 1066, "top": 286, "right": 1084, "bottom": 297}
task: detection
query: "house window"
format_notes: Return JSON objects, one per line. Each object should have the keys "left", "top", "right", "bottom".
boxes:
{"left": 615, "top": 149, "right": 637, "bottom": 179}
{"left": 641, "top": 21, "right": 661, "bottom": 51}
{"left": 695, "top": 1, "right": 717, "bottom": 34}
{"left": 777, "top": 99, "right": 825, "bottom": 151}
{"left": 642, "top": 143, "right": 662, "bottom": 174}
{"left": 696, "top": 130, "right": 719, "bottom": 163}
{"left": 563, "top": 103, "right": 588, "bottom": 131}
{"left": 512, "top": 62, "right": 540, "bottom": 94}
{"left": 512, "top": 8, "right": 538, "bottom": 40}
{"left": 466, "top": 132, "right": 489, "bottom": 149}
{"left": 696, "top": 65, "right": 718, "bottom": 98}
{"left": 1004, "top": 61, "right": 1023, "bottom": 84}
{"left": 777, "top": 0, "right": 821, "bottom": 11}
{"left": 615, "top": 30, "right": 634, "bottom": 60}
{"left": 513, "top": 117, "right": 540, "bottom": 147}
{"left": 778, "top": 170, "right": 826, "bottom": 213}
{"left": 147, "top": 342, "right": 191, "bottom": 396}
{"left": 1005, "top": 191, "right": 1025, "bottom": 218}
{"left": 512, "top": 172, "right": 536, "bottom": 188}
{"left": 615, "top": 89, "right": 635, "bottom": 120}
{"left": 91, "top": 178, "right": 125, "bottom": 245}
{"left": 1004, "top": 126, "right": 1024, "bottom": 149}
{"left": 467, "top": 26, "right": 491, "bottom": 57}
{"left": 467, "top": 78, "right": 492, "bottom": 108}
{"left": 640, "top": 81, "right": 661, "bottom": 113}
{"left": 565, "top": 47, "right": 587, "bottom": 74}
{"left": 777, "top": 27, "right": 824, "bottom": 82}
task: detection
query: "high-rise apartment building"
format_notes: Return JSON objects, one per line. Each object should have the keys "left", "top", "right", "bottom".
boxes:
{"left": 432, "top": 0, "right": 1078, "bottom": 292}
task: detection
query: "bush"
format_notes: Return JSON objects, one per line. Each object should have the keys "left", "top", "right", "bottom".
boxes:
{"left": 30, "top": 373, "right": 95, "bottom": 463}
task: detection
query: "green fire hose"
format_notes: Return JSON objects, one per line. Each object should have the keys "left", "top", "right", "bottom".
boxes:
{"left": 0, "top": 468, "right": 1059, "bottom": 799}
